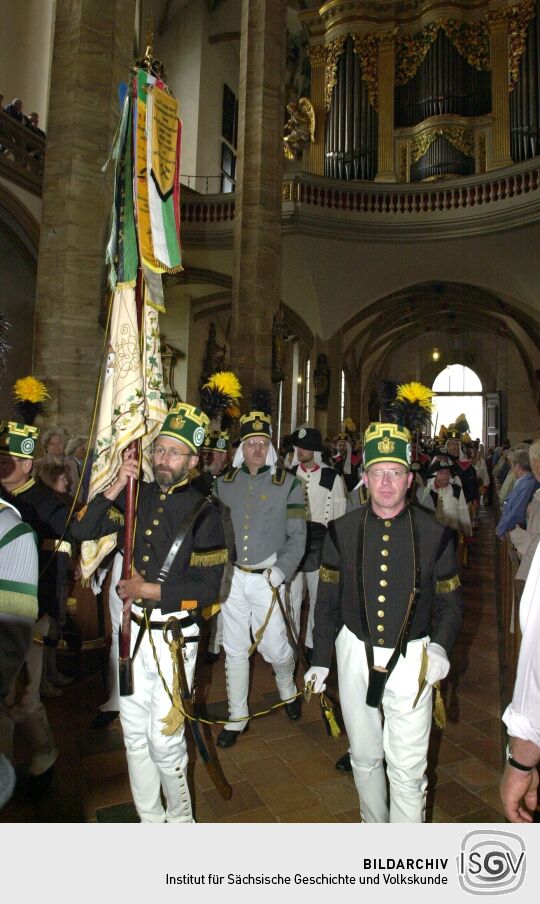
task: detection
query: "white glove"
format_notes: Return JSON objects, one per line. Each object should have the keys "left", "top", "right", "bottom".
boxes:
{"left": 304, "top": 666, "right": 329, "bottom": 694}
{"left": 425, "top": 642, "right": 450, "bottom": 684}
{"left": 266, "top": 566, "right": 285, "bottom": 588}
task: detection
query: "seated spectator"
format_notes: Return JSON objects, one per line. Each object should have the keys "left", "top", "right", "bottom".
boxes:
{"left": 499, "top": 444, "right": 531, "bottom": 502}
{"left": 508, "top": 439, "right": 540, "bottom": 580}
{"left": 3, "top": 98, "right": 23, "bottom": 122}
{"left": 496, "top": 447, "right": 540, "bottom": 539}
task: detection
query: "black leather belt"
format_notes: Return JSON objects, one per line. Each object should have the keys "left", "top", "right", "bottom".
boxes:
{"left": 235, "top": 565, "right": 267, "bottom": 574}
{"left": 131, "top": 612, "right": 198, "bottom": 635}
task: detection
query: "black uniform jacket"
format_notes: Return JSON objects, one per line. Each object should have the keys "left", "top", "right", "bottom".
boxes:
{"left": 71, "top": 479, "right": 227, "bottom": 615}
{"left": 312, "top": 503, "right": 463, "bottom": 669}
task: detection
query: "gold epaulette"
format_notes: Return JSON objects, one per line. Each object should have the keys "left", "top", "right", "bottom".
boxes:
{"left": 319, "top": 565, "right": 340, "bottom": 584}
{"left": 436, "top": 574, "right": 460, "bottom": 593}
{"left": 223, "top": 467, "right": 240, "bottom": 483}
{"left": 190, "top": 548, "right": 229, "bottom": 567}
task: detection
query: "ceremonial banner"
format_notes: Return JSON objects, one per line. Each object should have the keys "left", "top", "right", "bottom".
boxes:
{"left": 80, "top": 285, "right": 167, "bottom": 578}
{"left": 134, "top": 70, "right": 182, "bottom": 275}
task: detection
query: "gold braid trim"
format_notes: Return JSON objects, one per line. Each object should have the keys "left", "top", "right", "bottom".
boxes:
{"left": 436, "top": 574, "right": 461, "bottom": 593}
{"left": 189, "top": 548, "right": 228, "bottom": 567}
{"left": 319, "top": 565, "right": 340, "bottom": 584}
{"left": 325, "top": 37, "right": 346, "bottom": 112}
{"left": 108, "top": 507, "right": 124, "bottom": 526}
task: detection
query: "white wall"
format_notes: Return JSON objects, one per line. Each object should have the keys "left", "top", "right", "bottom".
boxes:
{"left": 0, "top": 0, "right": 55, "bottom": 127}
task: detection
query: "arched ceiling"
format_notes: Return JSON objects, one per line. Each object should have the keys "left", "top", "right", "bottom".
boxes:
{"left": 341, "top": 281, "right": 540, "bottom": 390}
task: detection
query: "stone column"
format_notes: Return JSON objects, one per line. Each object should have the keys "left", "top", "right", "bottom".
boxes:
{"left": 305, "top": 44, "right": 326, "bottom": 176}
{"left": 33, "top": 0, "right": 136, "bottom": 431}
{"left": 487, "top": 13, "right": 513, "bottom": 171}
{"left": 375, "top": 32, "right": 397, "bottom": 183}
{"left": 325, "top": 329, "right": 344, "bottom": 438}
{"left": 230, "top": 0, "right": 287, "bottom": 400}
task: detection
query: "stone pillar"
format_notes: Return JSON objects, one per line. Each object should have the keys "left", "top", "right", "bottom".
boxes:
{"left": 33, "top": 0, "right": 137, "bottom": 432}
{"left": 375, "top": 32, "right": 397, "bottom": 183}
{"left": 230, "top": 0, "right": 286, "bottom": 399}
{"left": 325, "top": 330, "right": 344, "bottom": 438}
{"left": 305, "top": 44, "right": 326, "bottom": 176}
{"left": 487, "top": 14, "right": 513, "bottom": 171}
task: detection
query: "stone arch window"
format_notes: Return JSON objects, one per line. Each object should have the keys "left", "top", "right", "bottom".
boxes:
{"left": 431, "top": 364, "right": 483, "bottom": 441}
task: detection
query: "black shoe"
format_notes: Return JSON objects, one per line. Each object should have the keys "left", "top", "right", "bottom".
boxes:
{"left": 284, "top": 698, "right": 302, "bottom": 721}
{"left": 216, "top": 728, "right": 243, "bottom": 749}
{"left": 92, "top": 710, "right": 119, "bottom": 729}
{"left": 335, "top": 752, "right": 352, "bottom": 772}
{"left": 204, "top": 651, "right": 220, "bottom": 665}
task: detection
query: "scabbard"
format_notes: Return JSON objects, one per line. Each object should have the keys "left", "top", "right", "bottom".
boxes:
{"left": 168, "top": 618, "right": 232, "bottom": 801}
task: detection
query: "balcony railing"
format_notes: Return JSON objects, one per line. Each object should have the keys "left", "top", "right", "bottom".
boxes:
{"left": 181, "top": 159, "right": 540, "bottom": 242}
{"left": 0, "top": 110, "right": 45, "bottom": 196}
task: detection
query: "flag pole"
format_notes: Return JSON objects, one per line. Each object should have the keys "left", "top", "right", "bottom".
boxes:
{"left": 118, "top": 266, "right": 144, "bottom": 696}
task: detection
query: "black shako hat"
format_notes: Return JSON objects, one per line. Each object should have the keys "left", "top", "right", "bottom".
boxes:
{"left": 290, "top": 426, "right": 323, "bottom": 452}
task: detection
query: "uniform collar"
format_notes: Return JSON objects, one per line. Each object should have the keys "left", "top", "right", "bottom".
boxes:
{"left": 300, "top": 463, "right": 320, "bottom": 473}
{"left": 368, "top": 501, "right": 409, "bottom": 522}
{"left": 157, "top": 477, "right": 190, "bottom": 495}
{"left": 242, "top": 465, "right": 270, "bottom": 476}
{"left": 11, "top": 477, "right": 35, "bottom": 496}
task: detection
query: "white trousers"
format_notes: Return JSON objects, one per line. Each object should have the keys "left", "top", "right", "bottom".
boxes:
{"left": 221, "top": 568, "right": 296, "bottom": 731}
{"left": 336, "top": 625, "right": 432, "bottom": 823}
{"left": 119, "top": 611, "right": 198, "bottom": 823}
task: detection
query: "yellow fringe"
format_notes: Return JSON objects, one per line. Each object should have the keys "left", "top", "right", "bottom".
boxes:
{"left": 436, "top": 574, "right": 460, "bottom": 593}
{"left": 160, "top": 638, "right": 185, "bottom": 736}
{"left": 189, "top": 548, "right": 228, "bottom": 567}
{"left": 108, "top": 507, "right": 125, "bottom": 527}
{"left": 320, "top": 695, "right": 341, "bottom": 738}
{"left": 319, "top": 565, "right": 340, "bottom": 584}
{"left": 433, "top": 682, "right": 446, "bottom": 729}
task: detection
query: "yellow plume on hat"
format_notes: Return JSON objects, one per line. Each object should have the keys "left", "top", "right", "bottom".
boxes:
{"left": 395, "top": 381, "right": 434, "bottom": 411}
{"left": 13, "top": 376, "right": 50, "bottom": 404}
{"left": 202, "top": 371, "right": 242, "bottom": 400}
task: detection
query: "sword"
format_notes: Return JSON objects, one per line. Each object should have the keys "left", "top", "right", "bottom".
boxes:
{"left": 269, "top": 575, "right": 341, "bottom": 736}
{"left": 165, "top": 616, "right": 232, "bottom": 801}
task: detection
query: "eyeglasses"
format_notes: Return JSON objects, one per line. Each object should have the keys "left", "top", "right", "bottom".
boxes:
{"left": 154, "top": 446, "right": 191, "bottom": 460}
{"left": 369, "top": 468, "right": 408, "bottom": 481}
{"left": 245, "top": 440, "right": 270, "bottom": 450}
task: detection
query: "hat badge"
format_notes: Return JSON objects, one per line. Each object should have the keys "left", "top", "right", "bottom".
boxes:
{"left": 253, "top": 418, "right": 263, "bottom": 431}
{"left": 298, "top": 428, "right": 306, "bottom": 439}
{"left": 170, "top": 415, "right": 185, "bottom": 430}
{"left": 378, "top": 436, "right": 395, "bottom": 454}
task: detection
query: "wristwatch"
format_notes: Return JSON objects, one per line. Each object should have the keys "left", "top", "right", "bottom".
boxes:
{"left": 506, "top": 744, "right": 534, "bottom": 772}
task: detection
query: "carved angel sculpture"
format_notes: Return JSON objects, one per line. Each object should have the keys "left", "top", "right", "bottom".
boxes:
{"left": 283, "top": 97, "right": 315, "bottom": 160}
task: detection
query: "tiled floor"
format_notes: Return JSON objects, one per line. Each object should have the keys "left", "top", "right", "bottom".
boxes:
{"left": 1, "top": 506, "right": 507, "bottom": 823}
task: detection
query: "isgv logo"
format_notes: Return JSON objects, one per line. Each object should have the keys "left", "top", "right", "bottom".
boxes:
{"left": 457, "top": 831, "right": 526, "bottom": 895}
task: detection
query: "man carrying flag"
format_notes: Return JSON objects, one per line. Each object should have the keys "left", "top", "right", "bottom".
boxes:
{"left": 72, "top": 404, "right": 227, "bottom": 822}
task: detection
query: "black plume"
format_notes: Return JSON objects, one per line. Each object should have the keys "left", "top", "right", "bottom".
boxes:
{"left": 0, "top": 314, "right": 10, "bottom": 375}
{"left": 251, "top": 387, "right": 273, "bottom": 415}
{"left": 377, "top": 381, "right": 398, "bottom": 421}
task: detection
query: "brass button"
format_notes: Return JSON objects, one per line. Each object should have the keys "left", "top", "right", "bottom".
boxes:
{"left": 377, "top": 625, "right": 384, "bottom": 632}
{"left": 243, "top": 545, "right": 248, "bottom": 550}
{"left": 384, "top": 520, "right": 391, "bottom": 527}
{"left": 243, "top": 535, "right": 248, "bottom": 540}
{"left": 140, "top": 569, "right": 146, "bottom": 576}
{"left": 377, "top": 609, "right": 385, "bottom": 617}
{"left": 153, "top": 519, "right": 159, "bottom": 526}
{"left": 145, "top": 529, "right": 152, "bottom": 536}
{"left": 157, "top": 507, "right": 164, "bottom": 513}
{"left": 378, "top": 595, "right": 385, "bottom": 603}
{"left": 243, "top": 557, "right": 248, "bottom": 562}
{"left": 380, "top": 564, "right": 388, "bottom": 572}
{"left": 380, "top": 579, "right": 387, "bottom": 587}
{"left": 160, "top": 494, "right": 166, "bottom": 501}
{"left": 381, "top": 549, "right": 389, "bottom": 557}
{"left": 142, "top": 555, "right": 149, "bottom": 562}
{"left": 378, "top": 638, "right": 385, "bottom": 645}
{"left": 382, "top": 534, "right": 390, "bottom": 542}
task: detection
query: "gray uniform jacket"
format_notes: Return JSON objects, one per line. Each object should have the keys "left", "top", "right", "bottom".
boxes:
{"left": 214, "top": 465, "right": 306, "bottom": 582}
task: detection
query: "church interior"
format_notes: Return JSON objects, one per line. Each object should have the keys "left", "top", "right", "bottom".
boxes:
{"left": 1, "top": 0, "right": 539, "bottom": 824}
